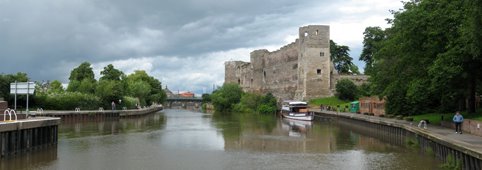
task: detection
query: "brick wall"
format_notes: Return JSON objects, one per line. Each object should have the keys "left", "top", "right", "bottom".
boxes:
{"left": 0, "top": 101, "right": 7, "bottom": 114}
{"left": 441, "top": 119, "right": 482, "bottom": 136}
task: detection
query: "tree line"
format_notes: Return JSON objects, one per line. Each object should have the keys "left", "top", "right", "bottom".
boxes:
{"left": 359, "top": 0, "right": 482, "bottom": 115}
{"left": 203, "top": 83, "right": 277, "bottom": 114}
{"left": 0, "top": 62, "right": 166, "bottom": 110}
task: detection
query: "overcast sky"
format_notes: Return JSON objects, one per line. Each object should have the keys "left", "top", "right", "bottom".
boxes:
{"left": 0, "top": 0, "right": 403, "bottom": 95}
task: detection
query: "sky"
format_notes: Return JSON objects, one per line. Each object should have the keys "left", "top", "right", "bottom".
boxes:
{"left": 0, "top": 0, "right": 403, "bottom": 95}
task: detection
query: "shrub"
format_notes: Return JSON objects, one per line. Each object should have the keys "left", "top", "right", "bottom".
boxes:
{"left": 335, "top": 79, "right": 358, "bottom": 101}
{"left": 122, "top": 96, "right": 139, "bottom": 109}
{"left": 34, "top": 92, "right": 101, "bottom": 110}
{"left": 257, "top": 104, "right": 277, "bottom": 114}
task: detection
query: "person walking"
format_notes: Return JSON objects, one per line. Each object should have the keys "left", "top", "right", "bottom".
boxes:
{"left": 111, "top": 101, "right": 116, "bottom": 111}
{"left": 453, "top": 111, "right": 464, "bottom": 134}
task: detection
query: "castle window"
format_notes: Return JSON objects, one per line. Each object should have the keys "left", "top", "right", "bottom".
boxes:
{"left": 251, "top": 79, "right": 253, "bottom": 84}
{"left": 317, "top": 69, "right": 321, "bottom": 75}
{"left": 263, "top": 71, "right": 266, "bottom": 78}
{"left": 320, "top": 52, "right": 324, "bottom": 57}
{"left": 293, "top": 64, "right": 298, "bottom": 69}
{"left": 238, "top": 79, "right": 241, "bottom": 84}
{"left": 304, "top": 32, "right": 308, "bottom": 37}
{"left": 316, "top": 30, "right": 318, "bottom": 35}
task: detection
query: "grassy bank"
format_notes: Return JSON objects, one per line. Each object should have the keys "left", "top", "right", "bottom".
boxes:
{"left": 308, "top": 96, "right": 351, "bottom": 108}
{"left": 405, "top": 110, "right": 482, "bottom": 125}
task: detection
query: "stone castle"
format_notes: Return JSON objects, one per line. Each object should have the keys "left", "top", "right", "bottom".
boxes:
{"left": 225, "top": 25, "right": 367, "bottom": 101}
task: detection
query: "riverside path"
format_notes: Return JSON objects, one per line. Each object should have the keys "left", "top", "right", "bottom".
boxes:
{"left": 311, "top": 109, "right": 482, "bottom": 170}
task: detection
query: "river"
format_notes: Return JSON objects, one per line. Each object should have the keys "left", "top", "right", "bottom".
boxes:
{"left": 0, "top": 109, "right": 441, "bottom": 170}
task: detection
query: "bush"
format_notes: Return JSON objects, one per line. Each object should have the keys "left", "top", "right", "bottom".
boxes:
{"left": 335, "top": 79, "right": 358, "bottom": 101}
{"left": 257, "top": 104, "right": 277, "bottom": 114}
{"left": 211, "top": 83, "right": 243, "bottom": 113}
{"left": 34, "top": 92, "right": 101, "bottom": 110}
{"left": 122, "top": 96, "right": 139, "bottom": 109}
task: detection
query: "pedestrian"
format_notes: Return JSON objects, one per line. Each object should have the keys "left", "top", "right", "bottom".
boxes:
{"left": 453, "top": 111, "right": 464, "bottom": 134}
{"left": 111, "top": 101, "right": 116, "bottom": 111}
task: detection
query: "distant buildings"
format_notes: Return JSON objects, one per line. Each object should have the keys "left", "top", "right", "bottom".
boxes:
{"left": 164, "top": 86, "right": 195, "bottom": 98}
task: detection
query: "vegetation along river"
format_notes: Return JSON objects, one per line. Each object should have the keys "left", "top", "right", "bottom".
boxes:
{"left": 1, "top": 109, "right": 441, "bottom": 170}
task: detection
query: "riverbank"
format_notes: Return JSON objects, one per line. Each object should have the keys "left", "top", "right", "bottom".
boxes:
{"left": 312, "top": 109, "right": 482, "bottom": 169}
{"left": 33, "top": 105, "right": 163, "bottom": 118}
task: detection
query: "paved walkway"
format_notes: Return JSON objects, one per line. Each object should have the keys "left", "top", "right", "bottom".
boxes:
{"left": 311, "top": 109, "right": 482, "bottom": 157}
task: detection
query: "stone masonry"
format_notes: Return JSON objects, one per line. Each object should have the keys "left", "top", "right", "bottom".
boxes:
{"left": 225, "top": 25, "right": 367, "bottom": 101}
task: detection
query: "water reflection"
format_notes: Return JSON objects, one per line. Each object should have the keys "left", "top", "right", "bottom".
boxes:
{"left": 0, "top": 147, "right": 57, "bottom": 170}
{"left": 59, "top": 111, "right": 166, "bottom": 138}
{"left": 281, "top": 118, "right": 312, "bottom": 138}
{"left": 0, "top": 110, "right": 441, "bottom": 170}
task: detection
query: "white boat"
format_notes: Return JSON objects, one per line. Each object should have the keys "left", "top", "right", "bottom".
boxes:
{"left": 281, "top": 101, "right": 314, "bottom": 121}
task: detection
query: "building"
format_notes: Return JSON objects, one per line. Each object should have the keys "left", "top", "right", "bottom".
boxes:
{"left": 359, "top": 96, "right": 386, "bottom": 116}
{"left": 225, "top": 25, "right": 367, "bottom": 101}
{"left": 179, "top": 92, "right": 195, "bottom": 98}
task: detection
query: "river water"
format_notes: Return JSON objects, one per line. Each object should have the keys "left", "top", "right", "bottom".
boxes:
{"left": 1, "top": 109, "right": 441, "bottom": 170}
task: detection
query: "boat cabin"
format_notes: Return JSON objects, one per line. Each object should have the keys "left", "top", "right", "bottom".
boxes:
{"left": 282, "top": 101, "right": 309, "bottom": 113}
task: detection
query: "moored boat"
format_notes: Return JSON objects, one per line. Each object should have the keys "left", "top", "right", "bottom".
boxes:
{"left": 280, "top": 101, "right": 314, "bottom": 121}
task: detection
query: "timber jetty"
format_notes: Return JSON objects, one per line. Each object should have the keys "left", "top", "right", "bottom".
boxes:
{"left": 0, "top": 117, "right": 60, "bottom": 158}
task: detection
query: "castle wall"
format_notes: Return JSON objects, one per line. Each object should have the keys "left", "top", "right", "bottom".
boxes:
{"left": 225, "top": 25, "right": 338, "bottom": 102}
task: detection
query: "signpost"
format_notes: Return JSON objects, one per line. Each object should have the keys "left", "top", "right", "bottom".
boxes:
{"left": 10, "top": 81, "right": 35, "bottom": 115}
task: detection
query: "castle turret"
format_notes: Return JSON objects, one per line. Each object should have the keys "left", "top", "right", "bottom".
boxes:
{"left": 295, "top": 25, "right": 331, "bottom": 100}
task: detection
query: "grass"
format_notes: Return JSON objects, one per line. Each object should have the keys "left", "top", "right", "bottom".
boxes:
{"left": 406, "top": 113, "right": 453, "bottom": 125}
{"left": 308, "top": 96, "right": 352, "bottom": 109}
{"left": 406, "top": 111, "right": 482, "bottom": 125}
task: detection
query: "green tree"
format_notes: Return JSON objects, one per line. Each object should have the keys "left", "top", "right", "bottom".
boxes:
{"left": 125, "top": 70, "right": 166, "bottom": 105}
{"left": 100, "top": 64, "right": 124, "bottom": 81}
{"left": 127, "top": 81, "right": 151, "bottom": 106}
{"left": 202, "top": 93, "right": 211, "bottom": 103}
{"left": 49, "top": 80, "right": 64, "bottom": 93}
{"left": 0, "top": 72, "right": 29, "bottom": 107}
{"left": 360, "top": 27, "right": 385, "bottom": 75}
{"left": 336, "top": 79, "right": 358, "bottom": 101}
{"left": 67, "top": 62, "right": 96, "bottom": 93}
{"left": 211, "top": 83, "right": 243, "bottom": 113}
{"left": 366, "top": 0, "right": 482, "bottom": 114}
{"left": 330, "top": 40, "right": 359, "bottom": 74}
{"left": 96, "top": 80, "right": 125, "bottom": 106}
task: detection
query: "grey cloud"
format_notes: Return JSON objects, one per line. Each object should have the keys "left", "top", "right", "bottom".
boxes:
{"left": 0, "top": 0, "right": 398, "bottom": 93}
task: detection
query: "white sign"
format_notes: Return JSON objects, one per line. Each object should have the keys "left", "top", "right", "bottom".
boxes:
{"left": 10, "top": 82, "right": 35, "bottom": 94}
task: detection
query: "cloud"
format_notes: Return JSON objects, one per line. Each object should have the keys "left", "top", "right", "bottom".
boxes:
{"left": 0, "top": 0, "right": 403, "bottom": 95}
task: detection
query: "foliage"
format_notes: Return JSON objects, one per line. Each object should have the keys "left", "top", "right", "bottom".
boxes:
{"left": 210, "top": 83, "right": 243, "bottom": 113}
{"left": 202, "top": 93, "right": 211, "bottom": 103}
{"left": 127, "top": 81, "right": 151, "bottom": 106}
{"left": 100, "top": 64, "right": 124, "bottom": 81}
{"left": 440, "top": 154, "right": 462, "bottom": 170}
{"left": 0, "top": 72, "right": 29, "bottom": 99}
{"left": 125, "top": 70, "right": 166, "bottom": 105}
{"left": 360, "top": 26, "right": 385, "bottom": 75}
{"left": 365, "top": 0, "right": 482, "bottom": 115}
{"left": 96, "top": 80, "right": 125, "bottom": 107}
{"left": 49, "top": 80, "right": 64, "bottom": 93}
{"left": 67, "top": 62, "right": 96, "bottom": 93}
{"left": 330, "top": 40, "right": 359, "bottom": 74}
{"left": 335, "top": 79, "right": 358, "bottom": 101}
{"left": 257, "top": 93, "right": 277, "bottom": 114}
{"left": 308, "top": 96, "right": 351, "bottom": 108}
{"left": 0, "top": 72, "right": 29, "bottom": 108}
{"left": 357, "top": 83, "right": 372, "bottom": 97}
{"left": 122, "top": 96, "right": 139, "bottom": 109}
{"left": 34, "top": 91, "right": 100, "bottom": 110}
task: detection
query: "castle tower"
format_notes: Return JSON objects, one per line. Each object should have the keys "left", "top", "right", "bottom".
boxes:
{"left": 295, "top": 25, "right": 331, "bottom": 100}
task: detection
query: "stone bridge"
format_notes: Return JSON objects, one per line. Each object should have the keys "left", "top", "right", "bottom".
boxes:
{"left": 165, "top": 97, "right": 202, "bottom": 109}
